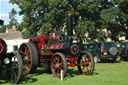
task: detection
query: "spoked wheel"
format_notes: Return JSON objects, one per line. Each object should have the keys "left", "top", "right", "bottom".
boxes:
{"left": 77, "top": 51, "right": 95, "bottom": 75}
{"left": 0, "top": 38, "right": 7, "bottom": 56}
{"left": 51, "top": 52, "right": 67, "bottom": 78}
{"left": 19, "top": 43, "right": 38, "bottom": 75}
{"left": 6, "top": 52, "right": 23, "bottom": 84}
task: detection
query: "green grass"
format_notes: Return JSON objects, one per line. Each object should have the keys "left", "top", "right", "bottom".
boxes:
{"left": 1, "top": 61, "right": 128, "bottom": 85}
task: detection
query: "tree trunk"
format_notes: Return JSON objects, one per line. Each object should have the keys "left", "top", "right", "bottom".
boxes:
{"left": 125, "top": 29, "right": 128, "bottom": 40}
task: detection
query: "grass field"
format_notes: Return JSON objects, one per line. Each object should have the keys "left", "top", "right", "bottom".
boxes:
{"left": 0, "top": 61, "right": 128, "bottom": 85}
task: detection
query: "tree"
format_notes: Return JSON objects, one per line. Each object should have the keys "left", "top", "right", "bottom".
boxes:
{"left": 0, "top": 25, "right": 6, "bottom": 33}
{"left": 99, "top": 0, "right": 120, "bottom": 41}
{"left": 10, "top": 0, "right": 127, "bottom": 42}
{"left": 101, "top": 0, "right": 128, "bottom": 41}
{"left": 8, "top": 8, "right": 19, "bottom": 28}
{"left": 117, "top": 0, "right": 128, "bottom": 39}
{"left": 9, "top": 0, "right": 103, "bottom": 41}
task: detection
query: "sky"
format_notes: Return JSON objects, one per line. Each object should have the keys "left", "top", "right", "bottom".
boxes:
{"left": 0, "top": 0, "right": 23, "bottom": 25}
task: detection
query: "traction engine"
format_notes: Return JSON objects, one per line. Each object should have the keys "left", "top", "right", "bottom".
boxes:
{"left": 19, "top": 11, "right": 95, "bottom": 78}
{"left": 0, "top": 20, "right": 23, "bottom": 84}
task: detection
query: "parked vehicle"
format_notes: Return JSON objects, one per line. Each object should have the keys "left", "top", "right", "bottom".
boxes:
{"left": 18, "top": 11, "right": 95, "bottom": 79}
{"left": 119, "top": 42, "right": 128, "bottom": 61}
{"left": 83, "top": 42, "right": 120, "bottom": 63}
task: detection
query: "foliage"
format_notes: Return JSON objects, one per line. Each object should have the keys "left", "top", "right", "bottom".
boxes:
{"left": 117, "top": 0, "right": 128, "bottom": 39}
{"left": 8, "top": 8, "right": 19, "bottom": 28}
{"left": 101, "top": 0, "right": 128, "bottom": 41}
{"left": 0, "top": 25, "right": 6, "bottom": 33}
{"left": 22, "top": 29, "right": 32, "bottom": 39}
{"left": 9, "top": 0, "right": 128, "bottom": 42}
{"left": 16, "top": 22, "right": 27, "bottom": 31}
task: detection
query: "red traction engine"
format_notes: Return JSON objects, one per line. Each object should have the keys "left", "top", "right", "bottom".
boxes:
{"left": 19, "top": 12, "right": 95, "bottom": 78}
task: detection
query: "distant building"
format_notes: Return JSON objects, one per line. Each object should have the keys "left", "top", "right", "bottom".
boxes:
{"left": 0, "top": 26, "right": 28, "bottom": 52}
{"left": 0, "top": 31, "right": 23, "bottom": 40}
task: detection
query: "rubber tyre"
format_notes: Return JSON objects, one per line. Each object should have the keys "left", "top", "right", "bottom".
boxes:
{"left": 6, "top": 52, "right": 23, "bottom": 84}
{"left": 51, "top": 52, "right": 68, "bottom": 78}
{"left": 77, "top": 51, "right": 95, "bottom": 75}
{"left": 109, "top": 47, "right": 118, "bottom": 56}
{"left": 29, "top": 43, "right": 39, "bottom": 74}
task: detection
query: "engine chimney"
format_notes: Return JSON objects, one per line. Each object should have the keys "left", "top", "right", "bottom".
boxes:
{"left": 66, "top": 11, "right": 73, "bottom": 40}
{"left": 0, "top": 19, "right": 4, "bottom": 26}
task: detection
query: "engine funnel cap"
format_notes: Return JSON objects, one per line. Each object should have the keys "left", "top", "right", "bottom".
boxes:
{"left": 65, "top": 11, "right": 73, "bottom": 16}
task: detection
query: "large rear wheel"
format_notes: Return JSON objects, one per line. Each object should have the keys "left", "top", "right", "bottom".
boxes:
{"left": 51, "top": 52, "right": 67, "bottom": 78}
{"left": 19, "top": 43, "right": 38, "bottom": 75}
{"left": 77, "top": 51, "right": 95, "bottom": 75}
{"left": 29, "top": 43, "right": 39, "bottom": 73}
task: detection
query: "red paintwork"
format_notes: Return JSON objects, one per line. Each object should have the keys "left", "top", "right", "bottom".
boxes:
{"left": 0, "top": 43, "right": 4, "bottom": 53}
{"left": 68, "top": 56, "right": 78, "bottom": 67}
{"left": 29, "top": 29, "right": 63, "bottom": 50}
{"left": 47, "top": 43, "right": 64, "bottom": 49}
{"left": 29, "top": 36, "right": 45, "bottom": 49}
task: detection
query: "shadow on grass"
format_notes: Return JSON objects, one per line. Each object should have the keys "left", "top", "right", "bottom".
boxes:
{"left": 21, "top": 68, "right": 52, "bottom": 84}
{"left": 66, "top": 68, "right": 99, "bottom": 78}
{"left": 0, "top": 81, "right": 8, "bottom": 84}
{"left": 0, "top": 70, "right": 41, "bottom": 84}
{"left": 92, "top": 72, "right": 99, "bottom": 75}
{"left": 21, "top": 75, "right": 38, "bottom": 84}
{"left": 20, "top": 67, "right": 99, "bottom": 83}
{"left": 0, "top": 71, "right": 9, "bottom": 84}
{"left": 0, "top": 78, "right": 8, "bottom": 84}
{"left": 66, "top": 68, "right": 80, "bottom": 77}
{"left": 99, "top": 59, "right": 121, "bottom": 63}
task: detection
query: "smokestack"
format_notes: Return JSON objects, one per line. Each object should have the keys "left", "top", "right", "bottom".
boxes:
{"left": 0, "top": 19, "right": 4, "bottom": 26}
{"left": 66, "top": 11, "right": 73, "bottom": 40}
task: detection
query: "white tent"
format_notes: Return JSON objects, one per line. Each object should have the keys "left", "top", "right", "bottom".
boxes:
{"left": 5, "top": 39, "right": 29, "bottom": 52}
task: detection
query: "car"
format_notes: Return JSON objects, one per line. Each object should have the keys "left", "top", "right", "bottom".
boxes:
{"left": 119, "top": 42, "right": 128, "bottom": 61}
{"left": 83, "top": 42, "right": 120, "bottom": 63}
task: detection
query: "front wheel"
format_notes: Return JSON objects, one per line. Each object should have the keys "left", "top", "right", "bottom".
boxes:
{"left": 77, "top": 51, "right": 95, "bottom": 75}
{"left": 6, "top": 52, "right": 23, "bottom": 84}
{"left": 51, "top": 52, "right": 68, "bottom": 78}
